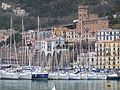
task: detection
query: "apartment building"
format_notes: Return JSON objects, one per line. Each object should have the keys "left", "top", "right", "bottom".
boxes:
{"left": 97, "top": 29, "right": 120, "bottom": 41}
{"left": 95, "top": 40, "right": 120, "bottom": 69}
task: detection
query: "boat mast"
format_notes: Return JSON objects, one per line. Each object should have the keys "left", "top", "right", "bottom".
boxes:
{"left": 60, "top": 45, "right": 63, "bottom": 69}
{"left": 0, "top": 47, "right": 2, "bottom": 64}
{"left": 79, "top": 14, "right": 83, "bottom": 69}
{"left": 21, "top": 18, "right": 25, "bottom": 66}
{"left": 73, "top": 39, "right": 75, "bottom": 68}
{"left": 87, "top": 29, "right": 90, "bottom": 70}
{"left": 13, "top": 29, "right": 18, "bottom": 65}
{"left": 37, "top": 16, "right": 40, "bottom": 66}
{"left": 5, "top": 34, "right": 8, "bottom": 64}
{"left": 9, "top": 16, "right": 13, "bottom": 65}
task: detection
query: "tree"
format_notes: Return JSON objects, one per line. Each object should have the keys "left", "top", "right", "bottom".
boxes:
{"left": 0, "top": 41, "right": 5, "bottom": 47}
{"left": 6, "top": 33, "right": 22, "bottom": 46}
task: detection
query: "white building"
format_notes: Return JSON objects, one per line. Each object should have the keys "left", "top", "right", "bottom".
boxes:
{"left": 2, "top": 3, "right": 11, "bottom": 10}
{"left": 97, "top": 29, "right": 120, "bottom": 41}
{"left": 13, "top": 7, "right": 28, "bottom": 16}
{"left": 37, "top": 28, "right": 52, "bottom": 40}
{"left": 35, "top": 36, "right": 65, "bottom": 56}
{"left": 77, "top": 52, "right": 96, "bottom": 68}
{"left": 22, "top": 30, "right": 36, "bottom": 46}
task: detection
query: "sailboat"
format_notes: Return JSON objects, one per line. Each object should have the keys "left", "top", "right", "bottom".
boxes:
{"left": 1, "top": 16, "right": 20, "bottom": 80}
{"left": 97, "top": 72, "right": 107, "bottom": 80}
{"left": 31, "top": 16, "right": 48, "bottom": 80}
{"left": 48, "top": 51, "right": 59, "bottom": 80}
{"left": 69, "top": 41, "right": 81, "bottom": 80}
{"left": 58, "top": 49, "right": 69, "bottom": 80}
{"left": 18, "top": 18, "right": 32, "bottom": 80}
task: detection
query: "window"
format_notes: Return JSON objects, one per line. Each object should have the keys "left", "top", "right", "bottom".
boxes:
{"left": 110, "top": 32, "right": 112, "bottom": 35}
{"left": 100, "top": 44, "right": 102, "bottom": 47}
{"left": 104, "top": 66, "right": 105, "bottom": 69}
{"left": 107, "top": 36, "right": 108, "bottom": 40}
{"left": 100, "top": 58, "right": 102, "bottom": 65}
{"left": 104, "top": 32, "right": 105, "bottom": 35}
{"left": 110, "top": 36, "right": 112, "bottom": 40}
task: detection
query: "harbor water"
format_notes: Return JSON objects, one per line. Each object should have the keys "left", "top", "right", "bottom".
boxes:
{"left": 0, "top": 80, "right": 120, "bottom": 90}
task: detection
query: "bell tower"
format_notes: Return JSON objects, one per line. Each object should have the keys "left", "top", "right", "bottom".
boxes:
{"left": 77, "top": 5, "right": 89, "bottom": 33}
{"left": 78, "top": 5, "right": 89, "bottom": 21}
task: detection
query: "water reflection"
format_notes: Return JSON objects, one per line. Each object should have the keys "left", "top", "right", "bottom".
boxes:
{"left": 0, "top": 80, "right": 120, "bottom": 90}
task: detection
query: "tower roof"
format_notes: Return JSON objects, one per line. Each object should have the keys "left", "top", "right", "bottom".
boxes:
{"left": 78, "top": 5, "right": 88, "bottom": 9}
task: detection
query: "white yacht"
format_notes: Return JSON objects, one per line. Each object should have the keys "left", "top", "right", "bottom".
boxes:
{"left": 97, "top": 73, "right": 107, "bottom": 80}
{"left": 69, "top": 71, "right": 81, "bottom": 80}
{"left": 19, "top": 70, "right": 32, "bottom": 80}
{"left": 58, "top": 71, "right": 69, "bottom": 80}
{"left": 80, "top": 72, "right": 88, "bottom": 80}
{"left": 87, "top": 72, "right": 97, "bottom": 80}
{"left": 2, "top": 70, "right": 19, "bottom": 80}
{"left": 0, "top": 70, "right": 5, "bottom": 78}
{"left": 48, "top": 72, "right": 59, "bottom": 80}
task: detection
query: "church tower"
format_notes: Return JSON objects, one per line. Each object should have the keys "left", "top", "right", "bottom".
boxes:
{"left": 77, "top": 5, "right": 89, "bottom": 32}
{"left": 78, "top": 5, "right": 89, "bottom": 21}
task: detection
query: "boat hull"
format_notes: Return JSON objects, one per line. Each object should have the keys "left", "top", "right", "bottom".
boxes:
{"left": 88, "top": 73, "right": 97, "bottom": 80}
{"left": 69, "top": 73, "right": 81, "bottom": 80}
{"left": 32, "top": 73, "right": 48, "bottom": 80}
{"left": 2, "top": 73, "right": 19, "bottom": 80}
{"left": 80, "top": 73, "right": 88, "bottom": 80}
{"left": 19, "top": 73, "right": 32, "bottom": 80}
{"left": 107, "top": 74, "right": 120, "bottom": 80}
{"left": 97, "top": 74, "right": 107, "bottom": 80}
{"left": 48, "top": 73, "right": 59, "bottom": 80}
{"left": 58, "top": 73, "right": 69, "bottom": 80}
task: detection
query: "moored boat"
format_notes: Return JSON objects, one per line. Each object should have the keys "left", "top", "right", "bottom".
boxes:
{"left": 107, "top": 73, "right": 120, "bottom": 80}
{"left": 69, "top": 71, "right": 81, "bottom": 80}
{"left": 19, "top": 71, "right": 32, "bottom": 80}
{"left": 2, "top": 70, "right": 19, "bottom": 80}
{"left": 58, "top": 71, "right": 69, "bottom": 80}
{"left": 88, "top": 72, "right": 97, "bottom": 80}
{"left": 97, "top": 73, "right": 107, "bottom": 80}
{"left": 48, "top": 72, "right": 59, "bottom": 80}
{"left": 32, "top": 67, "right": 48, "bottom": 80}
{"left": 80, "top": 72, "right": 88, "bottom": 80}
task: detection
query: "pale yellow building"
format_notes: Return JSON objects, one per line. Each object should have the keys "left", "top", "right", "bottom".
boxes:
{"left": 95, "top": 40, "right": 120, "bottom": 69}
{"left": 64, "top": 28, "right": 79, "bottom": 43}
{"left": 52, "top": 27, "right": 64, "bottom": 37}
{"left": 52, "top": 26, "right": 79, "bottom": 43}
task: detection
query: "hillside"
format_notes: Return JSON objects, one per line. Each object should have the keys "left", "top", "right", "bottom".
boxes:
{"left": 0, "top": 0, "right": 120, "bottom": 31}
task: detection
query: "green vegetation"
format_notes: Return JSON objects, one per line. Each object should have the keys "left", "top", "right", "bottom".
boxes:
{"left": 0, "top": 0, "right": 120, "bottom": 30}
{"left": 6, "top": 33, "right": 22, "bottom": 45}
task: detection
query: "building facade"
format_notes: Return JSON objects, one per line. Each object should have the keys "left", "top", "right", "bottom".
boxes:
{"left": 22, "top": 30, "right": 36, "bottom": 46}
{"left": 35, "top": 36, "right": 65, "bottom": 56}
{"left": 77, "top": 52, "right": 96, "bottom": 68}
{"left": 13, "top": 7, "right": 28, "bottom": 16}
{"left": 95, "top": 40, "right": 120, "bottom": 69}
{"left": 2, "top": 3, "right": 11, "bottom": 10}
{"left": 97, "top": 29, "right": 120, "bottom": 41}
{"left": 77, "top": 5, "right": 109, "bottom": 41}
